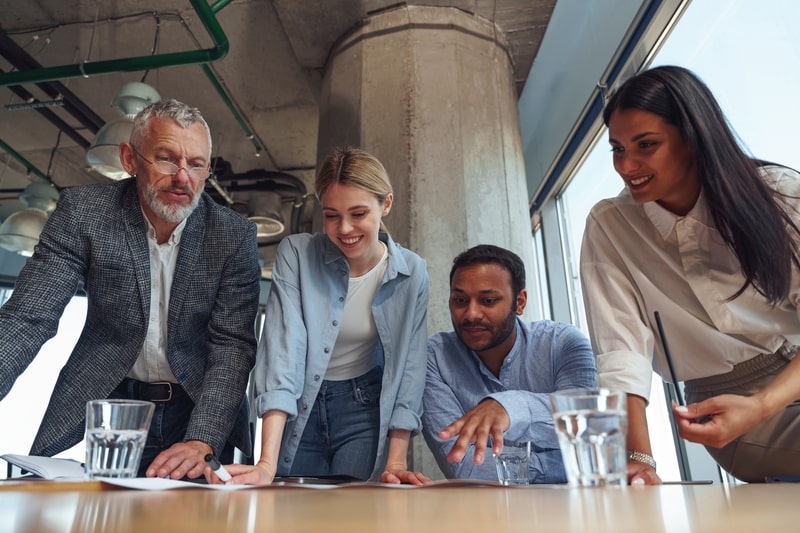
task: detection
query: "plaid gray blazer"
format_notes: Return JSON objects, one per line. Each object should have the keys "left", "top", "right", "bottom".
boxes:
{"left": 0, "top": 179, "right": 261, "bottom": 458}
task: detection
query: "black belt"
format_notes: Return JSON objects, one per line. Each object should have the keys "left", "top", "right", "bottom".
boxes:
{"left": 116, "top": 378, "right": 186, "bottom": 402}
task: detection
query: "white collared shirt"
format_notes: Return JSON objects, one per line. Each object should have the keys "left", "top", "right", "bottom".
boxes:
{"left": 580, "top": 165, "right": 800, "bottom": 400}
{"left": 128, "top": 212, "right": 188, "bottom": 383}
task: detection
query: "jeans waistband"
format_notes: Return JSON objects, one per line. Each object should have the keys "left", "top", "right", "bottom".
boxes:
{"left": 684, "top": 342, "right": 798, "bottom": 394}
{"left": 319, "top": 366, "right": 382, "bottom": 394}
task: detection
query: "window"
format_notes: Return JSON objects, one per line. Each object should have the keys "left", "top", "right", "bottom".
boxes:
{"left": 0, "top": 291, "right": 87, "bottom": 477}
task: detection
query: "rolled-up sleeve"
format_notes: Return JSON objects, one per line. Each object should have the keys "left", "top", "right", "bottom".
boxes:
{"left": 253, "top": 237, "right": 307, "bottom": 419}
{"left": 581, "top": 209, "right": 655, "bottom": 401}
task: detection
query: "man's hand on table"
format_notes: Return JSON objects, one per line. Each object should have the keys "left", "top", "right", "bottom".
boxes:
{"left": 146, "top": 440, "right": 212, "bottom": 480}
{"left": 439, "top": 398, "right": 510, "bottom": 465}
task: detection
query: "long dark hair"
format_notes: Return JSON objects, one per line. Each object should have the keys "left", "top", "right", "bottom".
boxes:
{"left": 603, "top": 65, "right": 800, "bottom": 304}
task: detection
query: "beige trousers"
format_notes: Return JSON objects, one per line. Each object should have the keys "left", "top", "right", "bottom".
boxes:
{"left": 684, "top": 344, "right": 800, "bottom": 483}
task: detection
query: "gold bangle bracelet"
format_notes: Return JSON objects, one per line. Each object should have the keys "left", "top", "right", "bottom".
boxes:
{"left": 627, "top": 450, "right": 657, "bottom": 470}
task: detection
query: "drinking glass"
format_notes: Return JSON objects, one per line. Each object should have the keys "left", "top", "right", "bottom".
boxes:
{"left": 550, "top": 388, "right": 627, "bottom": 487}
{"left": 84, "top": 399, "right": 154, "bottom": 479}
{"left": 493, "top": 441, "right": 531, "bottom": 486}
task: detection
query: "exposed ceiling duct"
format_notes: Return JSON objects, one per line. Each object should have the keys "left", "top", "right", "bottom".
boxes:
{"left": 0, "top": 0, "right": 554, "bottom": 276}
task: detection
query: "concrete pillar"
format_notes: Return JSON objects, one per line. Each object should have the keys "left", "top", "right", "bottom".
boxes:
{"left": 317, "top": 5, "right": 534, "bottom": 478}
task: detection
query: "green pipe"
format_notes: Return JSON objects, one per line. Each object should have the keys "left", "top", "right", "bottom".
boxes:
{"left": 207, "top": 0, "right": 263, "bottom": 156}
{"left": 0, "top": 0, "right": 228, "bottom": 87}
{"left": 0, "top": 138, "right": 51, "bottom": 183}
{"left": 211, "top": 0, "right": 235, "bottom": 13}
{"left": 201, "top": 64, "right": 262, "bottom": 156}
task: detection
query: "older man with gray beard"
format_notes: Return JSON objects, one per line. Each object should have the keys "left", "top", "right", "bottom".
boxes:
{"left": 0, "top": 99, "right": 261, "bottom": 480}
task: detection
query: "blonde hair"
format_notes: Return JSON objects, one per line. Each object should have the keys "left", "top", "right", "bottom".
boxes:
{"left": 316, "top": 148, "right": 393, "bottom": 233}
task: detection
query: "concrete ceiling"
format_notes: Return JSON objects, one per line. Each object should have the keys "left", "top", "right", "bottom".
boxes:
{"left": 0, "top": 0, "right": 555, "bottom": 226}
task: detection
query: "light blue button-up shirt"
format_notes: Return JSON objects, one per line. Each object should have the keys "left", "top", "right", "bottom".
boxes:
{"left": 422, "top": 318, "right": 597, "bottom": 483}
{"left": 253, "top": 231, "right": 429, "bottom": 479}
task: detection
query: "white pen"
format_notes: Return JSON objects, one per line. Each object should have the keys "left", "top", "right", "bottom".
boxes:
{"left": 204, "top": 453, "right": 232, "bottom": 482}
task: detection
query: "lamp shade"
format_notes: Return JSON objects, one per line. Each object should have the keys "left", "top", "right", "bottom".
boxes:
{"left": 21, "top": 182, "right": 59, "bottom": 213}
{"left": 248, "top": 191, "right": 285, "bottom": 240}
{"left": 86, "top": 118, "right": 133, "bottom": 180}
{"left": 113, "top": 82, "right": 161, "bottom": 118}
{"left": 0, "top": 207, "right": 48, "bottom": 256}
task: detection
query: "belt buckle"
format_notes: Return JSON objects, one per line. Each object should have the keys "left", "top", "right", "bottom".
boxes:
{"left": 151, "top": 381, "right": 173, "bottom": 402}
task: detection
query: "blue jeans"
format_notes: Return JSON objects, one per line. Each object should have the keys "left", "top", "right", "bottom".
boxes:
{"left": 290, "top": 366, "right": 382, "bottom": 480}
{"left": 108, "top": 383, "right": 233, "bottom": 477}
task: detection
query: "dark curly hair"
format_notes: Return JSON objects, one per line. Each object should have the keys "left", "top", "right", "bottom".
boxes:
{"left": 450, "top": 244, "right": 525, "bottom": 297}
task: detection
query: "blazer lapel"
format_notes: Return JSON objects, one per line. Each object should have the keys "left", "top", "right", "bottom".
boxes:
{"left": 122, "top": 184, "right": 151, "bottom": 318}
{"left": 169, "top": 198, "right": 207, "bottom": 332}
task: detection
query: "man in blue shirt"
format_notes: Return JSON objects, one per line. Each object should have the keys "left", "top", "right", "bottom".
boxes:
{"left": 422, "top": 244, "right": 596, "bottom": 483}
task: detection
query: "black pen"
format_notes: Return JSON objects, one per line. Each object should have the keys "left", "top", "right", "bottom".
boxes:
{"left": 204, "top": 453, "right": 232, "bottom": 482}
{"left": 654, "top": 311, "right": 684, "bottom": 406}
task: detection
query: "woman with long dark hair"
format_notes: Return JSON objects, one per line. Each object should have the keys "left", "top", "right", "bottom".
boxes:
{"left": 581, "top": 65, "right": 800, "bottom": 484}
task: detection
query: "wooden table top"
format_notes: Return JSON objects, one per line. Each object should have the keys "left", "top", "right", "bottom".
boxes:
{"left": 1, "top": 480, "right": 799, "bottom": 532}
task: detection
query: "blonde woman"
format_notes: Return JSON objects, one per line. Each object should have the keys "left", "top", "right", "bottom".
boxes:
{"left": 224, "top": 148, "right": 430, "bottom": 485}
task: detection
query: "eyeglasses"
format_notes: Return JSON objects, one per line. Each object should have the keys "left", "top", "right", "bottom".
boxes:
{"left": 131, "top": 146, "right": 212, "bottom": 180}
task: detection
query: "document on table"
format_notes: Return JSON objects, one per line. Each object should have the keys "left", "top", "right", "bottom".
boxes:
{"left": 100, "top": 477, "right": 255, "bottom": 491}
{"left": 1, "top": 454, "right": 85, "bottom": 480}
{"left": 98, "top": 477, "right": 507, "bottom": 491}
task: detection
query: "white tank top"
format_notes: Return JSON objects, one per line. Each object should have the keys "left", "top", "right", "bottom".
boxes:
{"left": 325, "top": 243, "right": 388, "bottom": 380}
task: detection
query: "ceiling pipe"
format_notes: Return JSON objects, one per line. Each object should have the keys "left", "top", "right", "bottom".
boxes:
{"left": 0, "top": 70, "right": 91, "bottom": 148}
{"left": 201, "top": 65, "right": 266, "bottom": 160}
{"left": 210, "top": 0, "right": 235, "bottom": 12}
{"left": 0, "top": 0, "right": 228, "bottom": 87}
{"left": 0, "top": 0, "right": 268, "bottom": 171}
{"left": 0, "top": 32, "right": 104, "bottom": 134}
{"left": 0, "top": 138, "right": 52, "bottom": 184}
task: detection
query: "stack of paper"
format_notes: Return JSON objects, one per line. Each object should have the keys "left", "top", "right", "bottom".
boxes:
{"left": 1, "top": 454, "right": 85, "bottom": 480}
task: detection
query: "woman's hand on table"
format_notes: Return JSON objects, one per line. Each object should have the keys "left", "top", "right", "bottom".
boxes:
{"left": 628, "top": 461, "right": 661, "bottom": 486}
{"left": 381, "top": 463, "right": 432, "bottom": 485}
{"left": 209, "top": 460, "right": 277, "bottom": 485}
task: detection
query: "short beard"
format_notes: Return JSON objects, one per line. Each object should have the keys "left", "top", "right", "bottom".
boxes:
{"left": 454, "top": 306, "right": 517, "bottom": 354}
{"left": 140, "top": 181, "right": 200, "bottom": 223}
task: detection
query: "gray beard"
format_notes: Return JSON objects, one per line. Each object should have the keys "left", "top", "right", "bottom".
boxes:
{"left": 141, "top": 183, "right": 200, "bottom": 223}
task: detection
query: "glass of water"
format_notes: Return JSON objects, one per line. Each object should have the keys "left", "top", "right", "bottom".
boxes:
{"left": 493, "top": 441, "right": 531, "bottom": 486}
{"left": 84, "top": 399, "right": 154, "bottom": 479}
{"left": 550, "top": 388, "right": 627, "bottom": 487}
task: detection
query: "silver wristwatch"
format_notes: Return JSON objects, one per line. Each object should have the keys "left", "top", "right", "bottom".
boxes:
{"left": 627, "top": 450, "right": 657, "bottom": 470}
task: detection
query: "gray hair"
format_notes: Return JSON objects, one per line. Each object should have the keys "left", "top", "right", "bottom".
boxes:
{"left": 129, "top": 99, "right": 212, "bottom": 158}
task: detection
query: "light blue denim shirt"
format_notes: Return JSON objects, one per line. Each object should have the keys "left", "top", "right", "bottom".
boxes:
{"left": 422, "top": 318, "right": 596, "bottom": 483}
{"left": 254, "top": 231, "right": 429, "bottom": 479}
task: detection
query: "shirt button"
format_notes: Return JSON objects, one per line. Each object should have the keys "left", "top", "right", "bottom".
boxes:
{"left": 292, "top": 432, "right": 298, "bottom": 437}
{"left": 332, "top": 320, "right": 338, "bottom": 327}
{"left": 302, "top": 404, "right": 308, "bottom": 410}
{"left": 314, "top": 375, "right": 320, "bottom": 381}
{"left": 284, "top": 457, "right": 290, "bottom": 463}
{"left": 324, "top": 347, "right": 330, "bottom": 353}
{"left": 339, "top": 296, "right": 344, "bottom": 302}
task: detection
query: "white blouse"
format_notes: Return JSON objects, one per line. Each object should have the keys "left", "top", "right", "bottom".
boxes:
{"left": 580, "top": 165, "right": 800, "bottom": 401}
